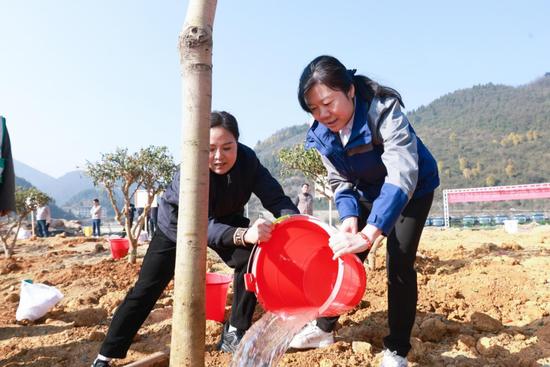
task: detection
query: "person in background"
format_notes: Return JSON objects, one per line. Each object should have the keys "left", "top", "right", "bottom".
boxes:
{"left": 289, "top": 55, "right": 439, "bottom": 367}
{"left": 91, "top": 111, "right": 299, "bottom": 367}
{"left": 148, "top": 205, "right": 158, "bottom": 237}
{"left": 90, "top": 199, "right": 102, "bottom": 237}
{"left": 0, "top": 115, "right": 15, "bottom": 217}
{"left": 128, "top": 203, "right": 136, "bottom": 229}
{"left": 36, "top": 204, "right": 51, "bottom": 237}
{"left": 294, "top": 182, "right": 314, "bottom": 215}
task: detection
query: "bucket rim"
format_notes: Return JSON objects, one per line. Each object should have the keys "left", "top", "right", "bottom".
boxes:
{"left": 206, "top": 272, "right": 233, "bottom": 285}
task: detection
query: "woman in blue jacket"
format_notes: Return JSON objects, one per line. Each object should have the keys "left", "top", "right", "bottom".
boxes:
{"left": 92, "top": 111, "right": 298, "bottom": 367}
{"left": 289, "top": 56, "right": 439, "bottom": 367}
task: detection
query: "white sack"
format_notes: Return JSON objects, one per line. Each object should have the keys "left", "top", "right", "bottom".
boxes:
{"left": 15, "top": 281, "right": 64, "bottom": 321}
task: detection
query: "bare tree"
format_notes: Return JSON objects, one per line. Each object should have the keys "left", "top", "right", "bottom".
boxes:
{"left": 0, "top": 187, "right": 50, "bottom": 259}
{"left": 85, "top": 146, "right": 175, "bottom": 263}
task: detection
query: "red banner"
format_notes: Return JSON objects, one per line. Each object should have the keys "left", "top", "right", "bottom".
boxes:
{"left": 446, "top": 183, "right": 550, "bottom": 204}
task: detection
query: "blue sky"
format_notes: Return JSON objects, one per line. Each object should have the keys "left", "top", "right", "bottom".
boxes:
{"left": 1, "top": 0, "right": 549, "bottom": 178}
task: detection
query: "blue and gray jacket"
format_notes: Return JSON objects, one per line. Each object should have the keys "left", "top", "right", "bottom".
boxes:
{"left": 305, "top": 97, "right": 439, "bottom": 235}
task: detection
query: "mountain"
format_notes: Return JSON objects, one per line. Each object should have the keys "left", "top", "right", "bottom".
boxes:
{"left": 251, "top": 75, "right": 550, "bottom": 214}
{"left": 408, "top": 75, "right": 550, "bottom": 189}
{"left": 63, "top": 188, "right": 120, "bottom": 218}
{"left": 14, "top": 160, "right": 94, "bottom": 205}
{"left": 14, "top": 175, "right": 76, "bottom": 219}
{"left": 15, "top": 176, "right": 33, "bottom": 189}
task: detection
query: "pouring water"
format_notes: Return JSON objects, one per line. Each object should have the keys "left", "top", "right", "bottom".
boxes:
{"left": 230, "top": 310, "right": 317, "bottom": 367}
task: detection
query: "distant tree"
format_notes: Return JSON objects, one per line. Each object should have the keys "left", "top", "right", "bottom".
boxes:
{"left": 485, "top": 175, "right": 496, "bottom": 186}
{"left": 458, "top": 157, "right": 468, "bottom": 171}
{"left": 279, "top": 144, "right": 330, "bottom": 198}
{"left": 0, "top": 187, "right": 51, "bottom": 259}
{"left": 449, "top": 132, "right": 457, "bottom": 143}
{"left": 85, "top": 146, "right": 176, "bottom": 263}
{"left": 505, "top": 160, "right": 516, "bottom": 178}
{"left": 437, "top": 161, "right": 445, "bottom": 174}
{"left": 472, "top": 161, "right": 482, "bottom": 176}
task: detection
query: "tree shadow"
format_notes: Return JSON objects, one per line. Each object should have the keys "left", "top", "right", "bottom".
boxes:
{"left": 0, "top": 323, "right": 72, "bottom": 341}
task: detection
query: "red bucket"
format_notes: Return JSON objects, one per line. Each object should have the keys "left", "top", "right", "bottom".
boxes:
{"left": 244, "top": 215, "right": 366, "bottom": 317}
{"left": 109, "top": 238, "right": 129, "bottom": 259}
{"left": 206, "top": 272, "right": 233, "bottom": 322}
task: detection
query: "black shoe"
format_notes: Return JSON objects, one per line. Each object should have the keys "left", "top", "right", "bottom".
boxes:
{"left": 216, "top": 323, "right": 245, "bottom": 353}
{"left": 91, "top": 359, "right": 111, "bottom": 367}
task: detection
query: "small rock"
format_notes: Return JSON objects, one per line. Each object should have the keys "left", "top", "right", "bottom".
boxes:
{"left": 470, "top": 312, "right": 502, "bottom": 333}
{"left": 72, "top": 307, "right": 108, "bottom": 327}
{"left": 408, "top": 337, "right": 426, "bottom": 362}
{"left": 6, "top": 293, "right": 19, "bottom": 303}
{"left": 6, "top": 262, "right": 20, "bottom": 272}
{"left": 456, "top": 334, "right": 477, "bottom": 351}
{"left": 476, "top": 336, "right": 500, "bottom": 357}
{"left": 351, "top": 341, "right": 372, "bottom": 355}
{"left": 89, "top": 330, "right": 105, "bottom": 341}
{"left": 319, "top": 359, "right": 334, "bottom": 367}
{"left": 419, "top": 317, "right": 447, "bottom": 342}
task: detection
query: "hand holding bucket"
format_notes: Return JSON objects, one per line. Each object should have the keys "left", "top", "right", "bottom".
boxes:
{"left": 244, "top": 215, "right": 366, "bottom": 318}
{"left": 328, "top": 231, "right": 386, "bottom": 271}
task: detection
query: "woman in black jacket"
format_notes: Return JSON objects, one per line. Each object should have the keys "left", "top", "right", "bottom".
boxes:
{"left": 92, "top": 111, "right": 298, "bottom": 367}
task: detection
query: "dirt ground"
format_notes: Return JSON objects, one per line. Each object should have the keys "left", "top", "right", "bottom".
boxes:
{"left": 1, "top": 224, "right": 550, "bottom": 367}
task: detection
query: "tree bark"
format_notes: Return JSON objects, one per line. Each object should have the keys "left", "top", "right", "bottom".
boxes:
{"left": 171, "top": 1, "right": 217, "bottom": 366}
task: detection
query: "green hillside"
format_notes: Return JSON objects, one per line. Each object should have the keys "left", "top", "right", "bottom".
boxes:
{"left": 409, "top": 75, "right": 550, "bottom": 189}
{"left": 251, "top": 75, "right": 550, "bottom": 216}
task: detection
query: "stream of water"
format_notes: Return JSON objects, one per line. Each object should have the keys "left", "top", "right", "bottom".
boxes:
{"left": 230, "top": 310, "right": 318, "bottom": 367}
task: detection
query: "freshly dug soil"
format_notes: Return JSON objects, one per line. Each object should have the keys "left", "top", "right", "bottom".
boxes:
{"left": 1, "top": 225, "right": 549, "bottom": 366}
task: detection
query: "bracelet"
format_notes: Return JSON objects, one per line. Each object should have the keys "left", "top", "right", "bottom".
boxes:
{"left": 233, "top": 227, "right": 249, "bottom": 246}
{"left": 357, "top": 232, "right": 373, "bottom": 250}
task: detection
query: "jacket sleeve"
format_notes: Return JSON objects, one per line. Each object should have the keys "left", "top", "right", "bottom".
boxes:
{"left": 320, "top": 154, "right": 361, "bottom": 221}
{"left": 368, "top": 99, "right": 419, "bottom": 235}
{"left": 0, "top": 121, "right": 16, "bottom": 213}
{"left": 251, "top": 156, "right": 299, "bottom": 218}
{"left": 207, "top": 218, "right": 239, "bottom": 249}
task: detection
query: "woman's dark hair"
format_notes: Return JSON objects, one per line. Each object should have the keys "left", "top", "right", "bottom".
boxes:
{"left": 210, "top": 111, "right": 240, "bottom": 141}
{"left": 298, "top": 55, "right": 403, "bottom": 112}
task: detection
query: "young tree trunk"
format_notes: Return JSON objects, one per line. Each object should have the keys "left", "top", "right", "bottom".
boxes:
{"left": 1, "top": 217, "right": 25, "bottom": 259}
{"left": 2, "top": 241, "right": 13, "bottom": 259}
{"left": 171, "top": 1, "right": 217, "bottom": 366}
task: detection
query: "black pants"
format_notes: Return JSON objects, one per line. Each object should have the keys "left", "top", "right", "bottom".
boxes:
{"left": 99, "top": 229, "right": 257, "bottom": 358}
{"left": 316, "top": 192, "right": 433, "bottom": 358}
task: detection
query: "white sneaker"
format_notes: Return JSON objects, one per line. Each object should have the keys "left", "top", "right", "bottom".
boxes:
{"left": 289, "top": 321, "right": 334, "bottom": 349}
{"left": 380, "top": 349, "right": 408, "bottom": 367}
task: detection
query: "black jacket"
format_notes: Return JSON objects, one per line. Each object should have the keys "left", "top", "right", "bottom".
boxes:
{"left": 157, "top": 143, "right": 298, "bottom": 259}
{"left": 0, "top": 116, "right": 15, "bottom": 214}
